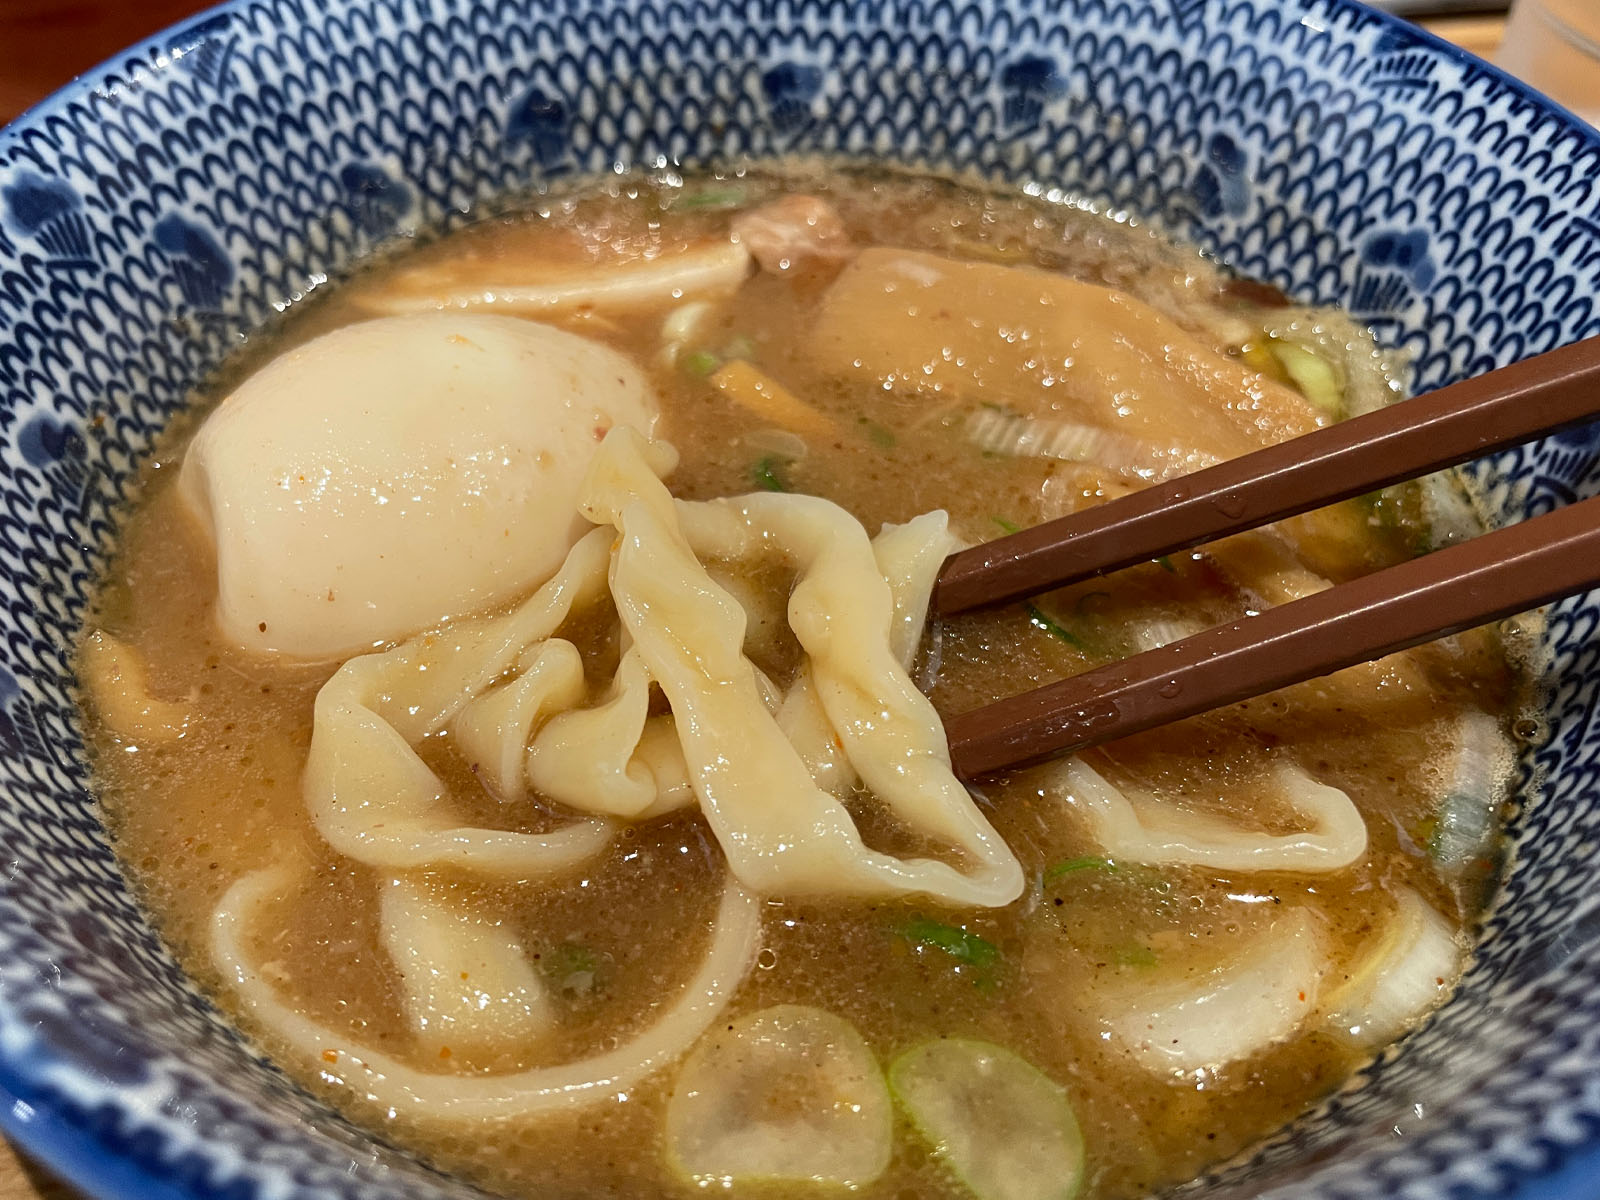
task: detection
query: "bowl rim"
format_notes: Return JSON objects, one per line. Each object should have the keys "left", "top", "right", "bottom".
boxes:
{"left": 3, "top": 1, "right": 1600, "bottom": 1197}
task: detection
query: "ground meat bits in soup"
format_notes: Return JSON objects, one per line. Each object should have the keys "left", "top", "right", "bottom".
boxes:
{"left": 80, "top": 168, "right": 1529, "bottom": 1200}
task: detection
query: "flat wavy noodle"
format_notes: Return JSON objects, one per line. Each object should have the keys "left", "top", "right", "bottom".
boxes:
{"left": 678, "top": 493, "right": 1017, "bottom": 904}
{"left": 867, "top": 513, "right": 961, "bottom": 669}
{"left": 527, "top": 647, "right": 663, "bottom": 819}
{"left": 357, "top": 240, "right": 754, "bottom": 318}
{"left": 587, "top": 430, "right": 1021, "bottom": 907}
{"left": 774, "top": 661, "right": 856, "bottom": 799}
{"left": 1049, "top": 757, "right": 1367, "bottom": 873}
{"left": 771, "top": 512, "right": 959, "bottom": 799}
{"left": 452, "top": 639, "right": 588, "bottom": 803}
{"left": 379, "top": 876, "right": 553, "bottom": 1063}
{"left": 303, "top": 528, "right": 616, "bottom": 880}
{"left": 630, "top": 715, "right": 700, "bottom": 818}
{"left": 523, "top": 647, "right": 701, "bottom": 821}
{"left": 213, "top": 863, "right": 761, "bottom": 1122}
{"left": 79, "top": 630, "right": 192, "bottom": 744}
{"left": 303, "top": 421, "right": 1015, "bottom": 906}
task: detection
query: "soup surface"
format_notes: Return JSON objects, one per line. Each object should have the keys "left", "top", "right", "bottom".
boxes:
{"left": 83, "top": 168, "right": 1526, "bottom": 1200}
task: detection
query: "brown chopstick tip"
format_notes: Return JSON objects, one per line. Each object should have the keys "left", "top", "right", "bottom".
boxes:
{"left": 945, "top": 492, "right": 1600, "bottom": 779}
{"left": 933, "top": 334, "right": 1600, "bottom": 616}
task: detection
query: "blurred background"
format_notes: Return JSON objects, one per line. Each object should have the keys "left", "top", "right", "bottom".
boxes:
{"left": 0, "top": 0, "right": 209, "bottom": 123}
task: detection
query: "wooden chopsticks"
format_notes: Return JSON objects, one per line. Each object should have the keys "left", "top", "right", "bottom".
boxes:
{"left": 935, "top": 335, "right": 1600, "bottom": 615}
{"left": 944, "top": 493, "right": 1600, "bottom": 778}
{"left": 935, "top": 334, "right": 1600, "bottom": 780}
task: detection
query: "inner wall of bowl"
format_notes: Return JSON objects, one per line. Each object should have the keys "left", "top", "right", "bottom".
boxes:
{"left": 1, "top": 1, "right": 1598, "bottom": 1197}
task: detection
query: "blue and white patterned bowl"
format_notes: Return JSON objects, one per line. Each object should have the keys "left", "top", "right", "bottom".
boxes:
{"left": 1, "top": 1, "right": 1598, "bottom": 1197}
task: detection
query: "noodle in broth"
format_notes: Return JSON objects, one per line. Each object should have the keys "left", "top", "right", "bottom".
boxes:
{"left": 81, "top": 168, "right": 1525, "bottom": 1200}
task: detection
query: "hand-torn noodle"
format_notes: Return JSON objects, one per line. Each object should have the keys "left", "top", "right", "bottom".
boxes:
{"left": 773, "top": 512, "right": 958, "bottom": 800}
{"left": 379, "top": 877, "right": 554, "bottom": 1063}
{"left": 527, "top": 648, "right": 669, "bottom": 819}
{"left": 584, "top": 431, "right": 1022, "bottom": 907}
{"left": 213, "top": 863, "right": 761, "bottom": 1122}
{"left": 303, "top": 528, "right": 616, "bottom": 880}
{"left": 1050, "top": 757, "right": 1367, "bottom": 873}
{"left": 452, "top": 640, "right": 587, "bottom": 803}
{"left": 868, "top": 513, "right": 961, "bottom": 670}
{"left": 358, "top": 240, "right": 753, "bottom": 318}
{"left": 79, "top": 630, "right": 193, "bottom": 743}
{"left": 303, "top": 424, "right": 1018, "bottom": 905}
{"left": 261, "top": 423, "right": 1019, "bottom": 1120}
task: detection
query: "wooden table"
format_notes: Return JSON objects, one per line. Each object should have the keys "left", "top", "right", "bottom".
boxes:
{"left": 0, "top": 8, "right": 1510, "bottom": 1199}
{"left": 1423, "top": 14, "right": 1508, "bottom": 59}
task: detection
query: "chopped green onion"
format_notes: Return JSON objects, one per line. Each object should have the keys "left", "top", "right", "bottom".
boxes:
{"left": 751, "top": 456, "right": 790, "bottom": 492}
{"left": 681, "top": 349, "right": 721, "bottom": 377}
{"left": 992, "top": 516, "right": 1021, "bottom": 535}
{"left": 1025, "top": 603, "right": 1086, "bottom": 650}
{"left": 677, "top": 186, "right": 747, "bottom": 211}
{"left": 542, "top": 942, "right": 602, "bottom": 995}
{"left": 1155, "top": 555, "right": 1177, "bottom": 573}
{"left": 898, "top": 917, "right": 1000, "bottom": 970}
{"left": 1416, "top": 815, "right": 1442, "bottom": 858}
{"left": 1044, "top": 855, "right": 1117, "bottom": 883}
{"left": 1047, "top": 858, "right": 1176, "bottom": 899}
{"left": 889, "top": 1040, "right": 1085, "bottom": 1200}
{"left": 1270, "top": 340, "right": 1343, "bottom": 415}
{"left": 1240, "top": 340, "right": 1288, "bottom": 382}
{"left": 858, "top": 417, "right": 897, "bottom": 448}
{"left": 666, "top": 1006, "right": 893, "bottom": 1186}
{"left": 542, "top": 942, "right": 597, "bottom": 974}
{"left": 1112, "top": 944, "right": 1159, "bottom": 969}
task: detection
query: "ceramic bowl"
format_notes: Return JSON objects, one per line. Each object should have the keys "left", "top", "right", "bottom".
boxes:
{"left": 1, "top": 1, "right": 1598, "bottom": 1197}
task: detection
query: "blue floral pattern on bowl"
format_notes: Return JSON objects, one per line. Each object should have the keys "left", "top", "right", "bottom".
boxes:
{"left": 0, "top": 1, "right": 1598, "bottom": 1197}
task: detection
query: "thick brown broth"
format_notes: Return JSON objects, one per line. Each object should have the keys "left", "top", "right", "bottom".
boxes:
{"left": 84, "top": 168, "right": 1522, "bottom": 1200}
